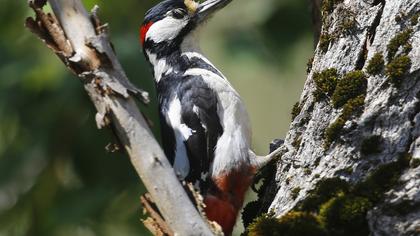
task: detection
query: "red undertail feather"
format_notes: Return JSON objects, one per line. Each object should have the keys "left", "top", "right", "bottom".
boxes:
{"left": 204, "top": 195, "right": 237, "bottom": 235}
{"left": 204, "top": 167, "right": 255, "bottom": 235}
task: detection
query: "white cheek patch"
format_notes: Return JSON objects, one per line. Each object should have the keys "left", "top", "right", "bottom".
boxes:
{"left": 146, "top": 17, "right": 188, "bottom": 43}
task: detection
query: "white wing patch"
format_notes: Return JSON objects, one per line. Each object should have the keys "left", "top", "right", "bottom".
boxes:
{"left": 167, "top": 97, "right": 194, "bottom": 179}
{"left": 192, "top": 105, "right": 200, "bottom": 115}
{"left": 180, "top": 123, "right": 195, "bottom": 138}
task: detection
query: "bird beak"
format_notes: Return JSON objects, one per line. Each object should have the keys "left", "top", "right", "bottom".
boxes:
{"left": 195, "top": 0, "right": 233, "bottom": 23}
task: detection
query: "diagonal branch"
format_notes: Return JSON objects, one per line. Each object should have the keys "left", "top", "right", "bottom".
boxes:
{"left": 26, "top": 0, "right": 214, "bottom": 235}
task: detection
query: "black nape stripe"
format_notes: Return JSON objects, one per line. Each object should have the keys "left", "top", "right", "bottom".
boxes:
{"left": 143, "top": 0, "right": 186, "bottom": 24}
{"left": 180, "top": 55, "right": 224, "bottom": 78}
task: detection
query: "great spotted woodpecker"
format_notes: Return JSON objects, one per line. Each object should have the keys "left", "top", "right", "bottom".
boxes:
{"left": 140, "top": 0, "right": 273, "bottom": 234}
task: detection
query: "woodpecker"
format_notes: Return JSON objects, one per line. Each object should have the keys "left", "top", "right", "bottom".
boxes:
{"left": 140, "top": 0, "right": 266, "bottom": 234}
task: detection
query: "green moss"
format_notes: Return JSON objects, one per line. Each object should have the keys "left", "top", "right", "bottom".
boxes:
{"left": 387, "top": 29, "right": 413, "bottom": 60}
{"left": 395, "top": 11, "right": 407, "bottom": 23}
{"left": 319, "top": 34, "right": 334, "bottom": 52}
{"left": 411, "top": 13, "right": 420, "bottom": 26}
{"left": 322, "top": 0, "right": 344, "bottom": 14}
{"left": 324, "top": 94, "right": 365, "bottom": 148}
{"left": 247, "top": 211, "right": 326, "bottom": 236}
{"left": 337, "top": 10, "right": 357, "bottom": 35}
{"left": 291, "top": 155, "right": 411, "bottom": 236}
{"left": 319, "top": 195, "right": 371, "bottom": 236}
{"left": 291, "top": 187, "right": 301, "bottom": 199}
{"left": 291, "top": 102, "right": 302, "bottom": 120}
{"left": 313, "top": 90, "right": 324, "bottom": 102}
{"left": 386, "top": 55, "right": 412, "bottom": 85}
{"left": 341, "top": 197, "right": 372, "bottom": 225}
{"left": 246, "top": 155, "right": 411, "bottom": 235}
{"left": 304, "top": 168, "right": 312, "bottom": 176}
{"left": 361, "top": 135, "right": 382, "bottom": 155}
{"left": 307, "top": 57, "right": 314, "bottom": 74}
{"left": 313, "top": 68, "right": 338, "bottom": 101}
{"left": 353, "top": 154, "right": 411, "bottom": 202}
{"left": 277, "top": 212, "right": 326, "bottom": 236}
{"left": 292, "top": 135, "right": 302, "bottom": 149}
{"left": 324, "top": 117, "right": 345, "bottom": 148}
{"left": 340, "top": 18, "right": 356, "bottom": 32}
{"left": 314, "top": 68, "right": 339, "bottom": 95}
{"left": 341, "top": 95, "right": 365, "bottom": 120}
{"left": 332, "top": 71, "right": 367, "bottom": 108}
{"left": 403, "top": 43, "right": 413, "bottom": 54}
{"left": 366, "top": 53, "right": 384, "bottom": 75}
{"left": 324, "top": 72, "right": 366, "bottom": 148}
{"left": 299, "top": 178, "right": 350, "bottom": 212}
{"left": 247, "top": 212, "right": 282, "bottom": 236}
{"left": 395, "top": 15, "right": 403, "bottom": 23}
{"left": 314, "top": 174, "right": 321, "bottom": 179}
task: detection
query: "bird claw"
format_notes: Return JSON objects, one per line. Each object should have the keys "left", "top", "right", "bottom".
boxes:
{"left": 251, "top": 140, "right": 302, "bottom": 171}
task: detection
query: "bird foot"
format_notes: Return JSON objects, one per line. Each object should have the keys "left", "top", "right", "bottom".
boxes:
{"left": 250, "top": 139, "right": 301, "bottom": 171}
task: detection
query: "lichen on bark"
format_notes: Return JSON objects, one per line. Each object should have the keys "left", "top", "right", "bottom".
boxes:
{"left": 248, "top": 1, "right": 420, "bottom": 235}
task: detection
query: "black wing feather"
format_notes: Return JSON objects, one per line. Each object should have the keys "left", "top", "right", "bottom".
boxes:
{"left": 157, "top": 71, "right": 223, "bottom": 184}
{"left": 178, "top": 76, "right": 223, "bottom": 182}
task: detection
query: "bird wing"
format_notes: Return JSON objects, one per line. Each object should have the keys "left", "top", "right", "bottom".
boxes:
{"left": 177, "top": 76, "right": 223, "bottom": 183}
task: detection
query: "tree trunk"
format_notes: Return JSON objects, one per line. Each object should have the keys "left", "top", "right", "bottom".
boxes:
{"left": 256, "top": 0, "right": 419, "bottom": 235}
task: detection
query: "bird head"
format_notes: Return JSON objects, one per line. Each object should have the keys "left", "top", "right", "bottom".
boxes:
{"left": 140, "top": 0, "right": 232, "bottom": 57}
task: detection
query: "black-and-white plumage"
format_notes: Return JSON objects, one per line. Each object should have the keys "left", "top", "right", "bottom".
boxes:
{"left": 140, "top": 1, "right": 254, "bottom": 234}
{"left": 157, "top": 70, "right": 224, "bottom": 182}
{"left": 142, "top": 0, "right": 251, "bottom": 184}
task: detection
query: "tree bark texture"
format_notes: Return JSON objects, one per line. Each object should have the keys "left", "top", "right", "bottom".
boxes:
{"left": 263, "top": 0, "right": 419, "bottom": 235}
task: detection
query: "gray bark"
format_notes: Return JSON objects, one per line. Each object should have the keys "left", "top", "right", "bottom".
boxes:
{"left": 267, "top": 0, "right": 420, "bottom": 235}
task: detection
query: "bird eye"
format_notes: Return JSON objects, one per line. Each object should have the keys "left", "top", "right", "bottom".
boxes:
{"left": 172, "top": 8, "right": 186, "bottom": 19}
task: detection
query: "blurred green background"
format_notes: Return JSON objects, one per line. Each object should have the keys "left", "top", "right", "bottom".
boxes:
{"left": 0, "top": 0, "right": 313, "bottom": 235}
